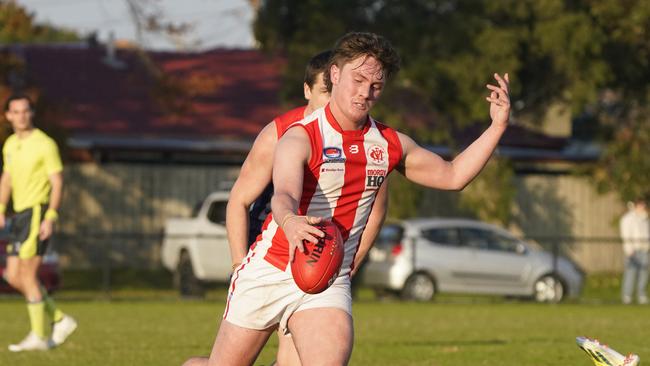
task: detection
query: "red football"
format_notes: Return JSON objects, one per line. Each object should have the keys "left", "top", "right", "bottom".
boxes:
{"left": 291, "top": 220, "right": 344, "bottom": 294}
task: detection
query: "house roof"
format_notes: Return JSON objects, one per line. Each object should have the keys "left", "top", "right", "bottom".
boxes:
{"left": 9, "top": 43, "right": 285, "bottom": 147}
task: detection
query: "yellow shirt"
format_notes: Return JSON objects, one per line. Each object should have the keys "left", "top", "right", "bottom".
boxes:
{"left": 2, "top": 129, "right": 63, "bottom": 212}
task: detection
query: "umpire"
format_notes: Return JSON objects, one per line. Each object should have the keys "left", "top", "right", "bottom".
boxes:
{"left": 1, "top": 94, "right": 76, "bottom": 352}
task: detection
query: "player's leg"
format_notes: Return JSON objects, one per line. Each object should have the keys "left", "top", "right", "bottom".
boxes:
{"left": 622, "top": 255, "right": 636, "bottom": 304}
{"left": 19, "top": 256, "right": 48, "bottom": 338}
{"left": 288, "top": 308, "right": 354, "bottom": 366}
{"left": 8, "top": 256, "right": 51, "bottom": 352}
{"left": 636, "top": 251, "right": 649, "bottom": 304}
{"left": 183, "top": 320, "right": 274, "bottom": 366}
{"left": 275, "top": 331, "right": 302, "bottom": 366}
{"left": 4, "top": 255, "right": 22, "bottom": 291}
{"left": 19, "top": 255, "right": 43, "bottom": 301}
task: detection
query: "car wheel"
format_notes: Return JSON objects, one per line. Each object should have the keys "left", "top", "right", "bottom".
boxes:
{"left": 401, "top": 273, "right": 435, "bottom": 301}
{"left": 174, "top": 251, "right": 205, "bottom": 298}
{"left": 533, "top": 274, "right": 564, "bottom": 303}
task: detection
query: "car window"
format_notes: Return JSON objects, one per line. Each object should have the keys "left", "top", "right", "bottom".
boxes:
{"left": 490, "top": 232, "right": 522, "bottom": 253}
{"left": 460, "top": 228, "right": 520, "bottom": 253}
{"left": 421, "top": 228, "right": 460, "bottom": 247}
{"left": 376, "top": 225, "right": 403, "bottom": 247}
{"left": 459, "top": 228, "right": 491, "bottom": 250}
{"left": 207, "top": 201, "right": 227, "bottom": 225}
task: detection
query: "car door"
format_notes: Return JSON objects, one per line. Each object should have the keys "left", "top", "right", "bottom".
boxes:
{"left": 457, "top": 227, "right": 532, "bottom": 294}
{"left": 196, "top": 199, "right": 231, "bottom": 281}
{"left": 416, "top": 227, "right": 475, "bottom": 292}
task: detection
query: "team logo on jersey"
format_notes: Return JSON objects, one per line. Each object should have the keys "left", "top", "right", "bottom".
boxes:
{"left": 323, "top": 147, "right": 342, "bottom": 158}
{"left": 366, "top": 169, "right": 387, "bottom": 188}
{"left": 322, "top": 146, "right": 346, "bottom": 164}
{"left": 367, "top": 145, "right": 386, "bottom": 165}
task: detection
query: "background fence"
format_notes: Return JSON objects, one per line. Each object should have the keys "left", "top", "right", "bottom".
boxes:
{"left": 43, "top": 162, "right": 629, "bottom": 294}
{"left": 46, "top": 231, "right": 625, "bottom": 298}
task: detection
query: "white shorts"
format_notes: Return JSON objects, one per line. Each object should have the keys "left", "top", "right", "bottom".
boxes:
{"left": 223, "top": 251, "right": 352, "bottom": 334}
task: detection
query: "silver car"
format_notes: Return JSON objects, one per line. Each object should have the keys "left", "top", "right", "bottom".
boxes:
{"left": 362, "top": 218, "right": 584, "bottom": 302}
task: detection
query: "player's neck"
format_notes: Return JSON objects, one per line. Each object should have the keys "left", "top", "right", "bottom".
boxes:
{"left": 329, "top": 101, "right": 366, "bottom": 131}
{"left": 15, "top": 126, "right": 35, "bottom": 139}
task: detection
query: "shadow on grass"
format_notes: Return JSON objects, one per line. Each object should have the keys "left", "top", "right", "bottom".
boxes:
{"left": 62, "top": 268, "right": 174, "bottom": 291}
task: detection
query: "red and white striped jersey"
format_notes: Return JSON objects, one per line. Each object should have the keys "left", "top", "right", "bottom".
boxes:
{"left": 274, "top": 105, "right": 306, "bottom": 138}
{"left": 248, "top": 106, "right": 309, "bottom": 247}
{"left": 251, "top": 104, "right": 403, "bottom": 276}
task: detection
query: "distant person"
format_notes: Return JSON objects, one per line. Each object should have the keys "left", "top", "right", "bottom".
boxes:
{"left": 1, "top": 94, "right": 77, "bottom": 351}
{"left": 223, "top": 50, "right": 387, "bottom": 366}
{"left": 619, "top": 197, "right": 650, "bottom": 304}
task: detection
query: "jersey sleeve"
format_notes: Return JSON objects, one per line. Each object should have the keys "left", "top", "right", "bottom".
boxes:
{"left": 43, "top": 138, "right": 63, "bottom": 175}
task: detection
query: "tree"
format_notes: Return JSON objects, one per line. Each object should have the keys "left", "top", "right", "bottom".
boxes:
{"left": 587, "top": 1, "right": 650, "bottom": 202}
{"left": 0, "top": 1, "right": 80, "bottom": 145}
{"left": 0, "top": 0, "right": 78, "bottom": 43}
{"left": 124, "top": 0, "right": 193, "bottom": 49}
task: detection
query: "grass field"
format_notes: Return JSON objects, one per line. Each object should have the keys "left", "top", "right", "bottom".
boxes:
{"left": 0, "top": 274, "right": 649, "bottom": 366}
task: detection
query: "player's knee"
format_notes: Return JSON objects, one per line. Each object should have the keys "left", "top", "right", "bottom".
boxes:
{"left": 4, "top": 272, "right": 21, "bottom": 289}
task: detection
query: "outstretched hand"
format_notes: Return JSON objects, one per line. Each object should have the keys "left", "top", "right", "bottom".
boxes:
{"left": 486, "top": 73, "right": 510, "bottom": 129}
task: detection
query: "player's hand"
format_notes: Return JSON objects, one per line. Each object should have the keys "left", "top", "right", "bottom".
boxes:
{"left": 0, "top": 214, "right": 5, "bottom": 230}
{"left": 282, "top": 215, "right": 324, "bottom": 262}
{"left": 486, "top": 73, "right": 510, "bottom": 129}
{"left": 39, "top": 220, "right": 54, "bottom": 241}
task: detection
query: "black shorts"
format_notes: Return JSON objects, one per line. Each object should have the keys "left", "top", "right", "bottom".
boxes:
{"left": 248, "top": 184, "right": 273, "bottom": 246}
{"left": 6, "top": 205, "right": 50, "bottom": 259}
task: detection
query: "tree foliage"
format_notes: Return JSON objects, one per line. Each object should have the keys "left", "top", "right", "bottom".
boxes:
{"left": 587, "top": 1, "right": 650, "bottom": 202}
{"left": 0, "top": 1, "right": 78, "bottom": 43}
{"left": 124, "top": 0, "right": 193, "bottom": 49}
{"left": 0, "top": 1, "right": 79, "bottom": 146}
{"left": 254, "top": 0, "right": 650, "bottom": 218}
{"left": 459, "top": 159, "right": 516, "bottom": 225}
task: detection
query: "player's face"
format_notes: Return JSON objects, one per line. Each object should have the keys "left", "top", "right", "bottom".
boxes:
{"left": 5, "top": 99, "right": 34, "bottom": 133}
{"left": 304, "top": 72, "right": 330, "bottom": 111}
{"left": 330, "top": 55, "right": 385, "bottom": 125}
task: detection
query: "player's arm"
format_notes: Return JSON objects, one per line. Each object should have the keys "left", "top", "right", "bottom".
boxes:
{"left": 226, "top": 122, "right": 277, "bottom": 267}
{"left": 398, "top": 73, "right": 510, "bottom": 190}
{"left": 39, "top": 139, "right": 64, "bottom": 240}
{"left": 0, "top": 171, "right": 12, "bottom": 229}
{"left": 271, "top": 127, "right": 324, "bottom": 261}
{"left": 351, "top": 181, "right": 388, "bottom": 276}
{"left": 39, "top": 171, "right": 62, "bottom": 240}
{"left": 619, "top": 217, "right": 634, "bottom": 256}
{"left": 48, "top": 172, "right": 63, "bottom": 213}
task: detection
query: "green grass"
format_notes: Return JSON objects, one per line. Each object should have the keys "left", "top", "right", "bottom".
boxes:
{"left": 0, "top": 274, "right": 648, "bottom": 365}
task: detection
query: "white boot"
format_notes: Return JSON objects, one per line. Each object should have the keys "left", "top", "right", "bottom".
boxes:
{"left": 52, "top": 315, "right": 78, "bottom": 346}
{"left": 8, "top": 332, "right": 52, "bottom": 352}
